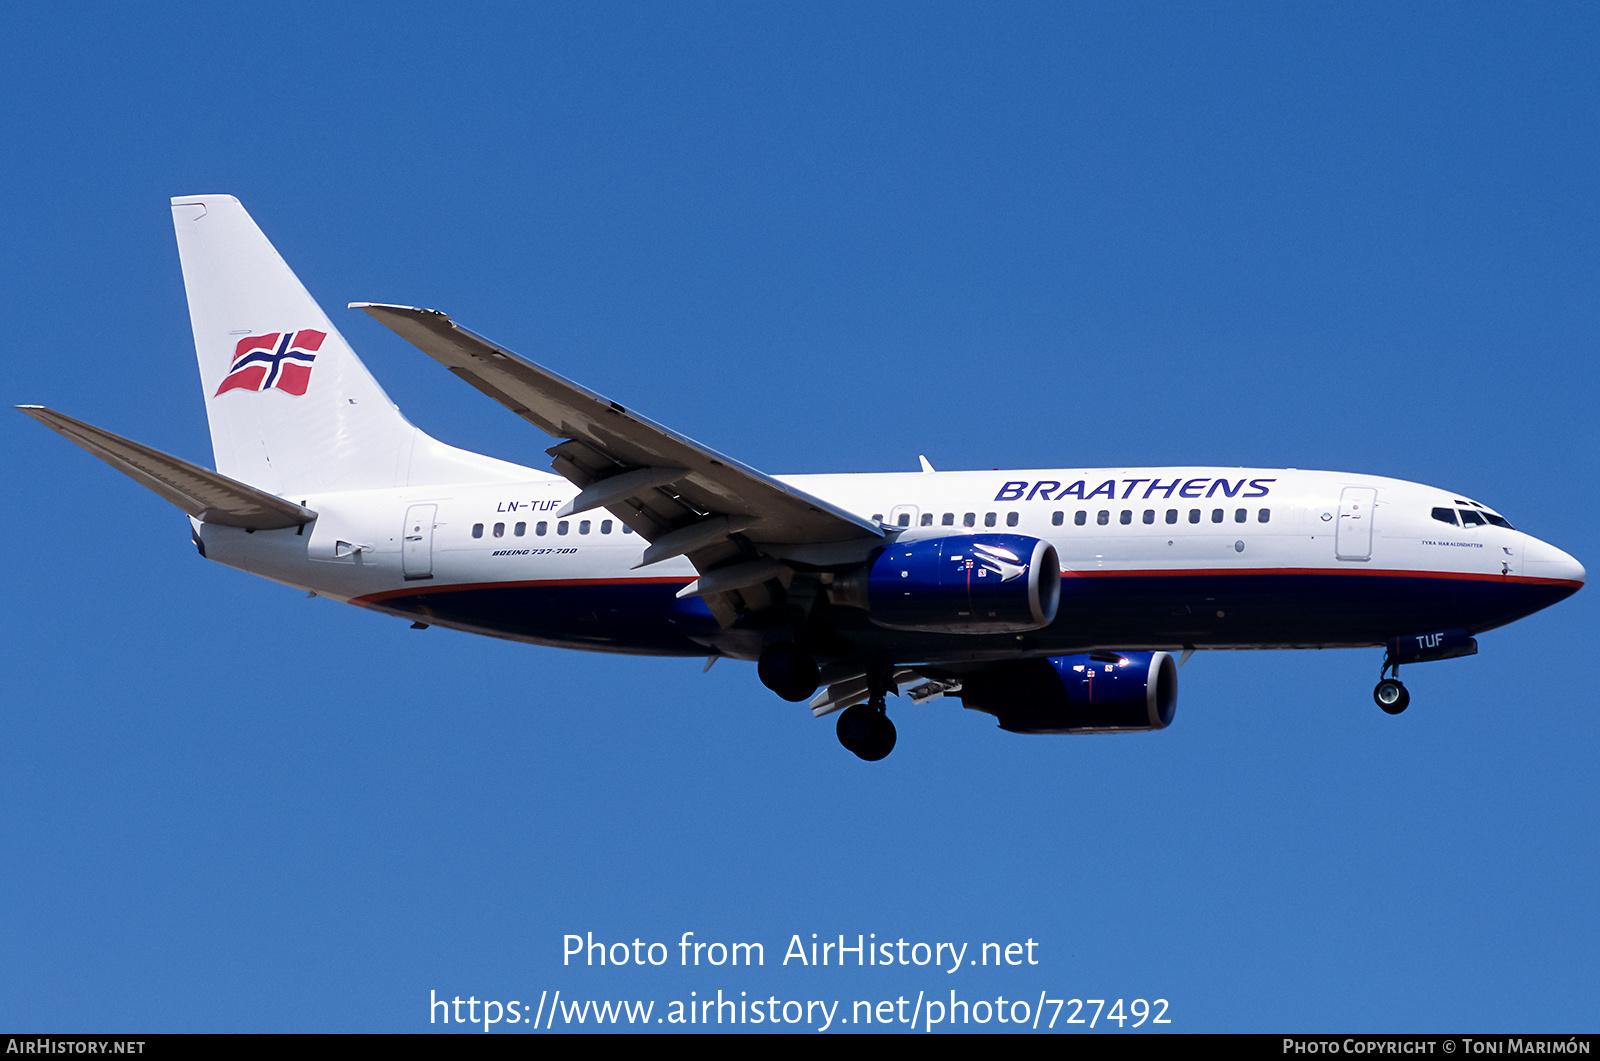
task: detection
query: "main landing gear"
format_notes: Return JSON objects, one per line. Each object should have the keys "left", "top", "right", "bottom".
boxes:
{"left": 837, "top": 700, "right": 897, "bottom": 761}
{"left": 758, "top": 642, "right": 819, "bottom": 703}
{"left": 1373, "top": 653, "right": 1409, "bottom": 715}
{"left": 835, "top": 661, "right": 898, "bottom": 761}
{"left": 759, "top": 642, "right": 899, "bottom": 760}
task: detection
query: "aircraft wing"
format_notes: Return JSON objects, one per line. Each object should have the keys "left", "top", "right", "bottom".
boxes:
{"left": 18, "top": 406, "right": 317, "bottom": 530}
{"left": 353, "top": 304, "right": 885, "bottom": 623}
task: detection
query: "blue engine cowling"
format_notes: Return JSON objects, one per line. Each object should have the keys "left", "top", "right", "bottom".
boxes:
{"left": 958, "top": 651, "right": 1177, "bottom": 733}
{"left": 863, "top": 534, "right": 1061, "bottom": 634}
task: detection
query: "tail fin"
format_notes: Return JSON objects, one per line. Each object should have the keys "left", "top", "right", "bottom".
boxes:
{"left": 171, "top": 195, "right": 526, "bottom": 494}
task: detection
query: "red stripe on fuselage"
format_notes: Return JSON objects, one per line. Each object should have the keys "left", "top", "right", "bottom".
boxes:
{"left": 348, "top": 566, "right": 1580, "bottom": 607}
{"left": 1061, "top": 566, "right": 1582, "bottom": 588}
{"left": 351, "top": 575, "right": 690, "bottom": 606}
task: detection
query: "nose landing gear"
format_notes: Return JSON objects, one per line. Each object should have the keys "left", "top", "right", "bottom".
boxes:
{"left": 1373, "top": 677, "right": 1409, "bottom": 714}
{"left": 1373, "top": 651, "right": 1409, "bottom": 715}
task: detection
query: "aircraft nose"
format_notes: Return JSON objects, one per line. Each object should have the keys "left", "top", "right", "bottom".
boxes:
{"left": 1524, "top": 537, "right": 1585, "bottom": 587}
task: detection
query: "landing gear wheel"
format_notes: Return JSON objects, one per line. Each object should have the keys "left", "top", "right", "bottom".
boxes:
{"left": 836, "top": 704, "right": 897, "bottom": 761}
{"left": 758, "top": 643, "right": 819, "bottom": 703}
{"left": 1374, "top": 678, "right": 1409, "bottom": 714}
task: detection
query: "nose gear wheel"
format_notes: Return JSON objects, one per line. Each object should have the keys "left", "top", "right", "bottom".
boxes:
{"left": 1374, "top": 678, "right": 1409, "bottom": 714}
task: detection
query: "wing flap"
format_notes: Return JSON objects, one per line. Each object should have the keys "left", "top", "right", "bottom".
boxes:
{"left": 810, "top": 668, "right": 924, "bottom": 718}
{"left": 18, "top": 406, "right": 317, "bottom": 530}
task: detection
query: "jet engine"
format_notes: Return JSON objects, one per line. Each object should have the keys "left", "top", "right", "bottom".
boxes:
{"left": 830, "top": 533, "right": 1061, "bottom": 634}
{"left": 958, "top": 651, "right": 1177, "bottom": 733}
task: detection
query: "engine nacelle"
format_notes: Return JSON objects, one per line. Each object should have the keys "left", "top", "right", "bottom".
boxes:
{"left": 837, "top": 534, "right": 1060, "bottom": 634}
{"left": 958, "top": 651, "right": 1177, "bottom": 734}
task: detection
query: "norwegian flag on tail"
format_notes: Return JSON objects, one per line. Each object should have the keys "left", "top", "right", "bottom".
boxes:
{"left": 214, "top": 329, "right": 326, "bottom": 396}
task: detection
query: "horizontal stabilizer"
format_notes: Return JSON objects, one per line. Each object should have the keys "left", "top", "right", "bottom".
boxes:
{"left": 18, "top": 406, "right": 317, "bottom": 530}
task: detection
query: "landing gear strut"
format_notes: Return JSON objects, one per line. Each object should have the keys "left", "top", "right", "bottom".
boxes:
{"left": 1373, "top": 653, "right": 1409, "bottom": 715}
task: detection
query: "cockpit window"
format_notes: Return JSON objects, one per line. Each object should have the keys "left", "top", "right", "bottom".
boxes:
{"left": 1443, "top": 497, "right": 1513, "bottom": 529}
{"left": 1431, "top": 507, "right": 1458, "bottom": 526}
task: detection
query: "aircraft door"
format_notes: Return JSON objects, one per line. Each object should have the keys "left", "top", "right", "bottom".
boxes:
{"left": 890, "top": 504, "right": 920, "bottom": 528}
{"left": 1335, "top": 488, "right": 1376, "bottom": 561}
{"left": 402, "top": 503, "right": 437, "bottom": 580}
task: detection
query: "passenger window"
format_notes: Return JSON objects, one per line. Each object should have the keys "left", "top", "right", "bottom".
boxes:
{"left": 579, "top": 520, "right": 591, "bottom": 534}
{"left": 1119, "top": 510, "right": 1132, "bottom": 525}
{"left": 1258, "top": 509, "right": 1270, "bottom": 524}
{"left": 872, "top": 513, "right": 883, "bottom": 523}
{"left": 1459, "top": 509, "right": 1486, "bottom": 527}
{"left": 920, "top": 513, "right": 933, "bottom": 527}
{"left": 984, "top": 512, "right": 997, "bottom": 527}
{"left": 1431, "top": 507, "right": 1458, "bottom": 526}
{"left": 1051, "top": 511, "right": 1064, "bottom": 526}
{"left": 557, "top": 521, "right": 569, "bottom": 535}
{"left": 1097, "top": 510, "right": 1110, "bottom": 526}
{"left": 536, "top": 521, "right": 548, "bottom": 536}
{"left": 1166, "top": 509, "right": 1178, "bottom": 525}
{"left": 897, "top": 513, "right": 911, "bottom": 527}
{"left": 601, "top": 520, "right": 612, "bottom": 534}
{"left": 942, "top": 513, "right": 955, "bottom": 526}
{"left": 1189, "top": 509, "right": 1201, "bottom": 524}
{"left": 1074, "top": 511, "right": 1087, "bottom": 526}
{"left": 472, "top": 523, "right": 484, "bottom": 538}
{"left": 514, "top": 522, "right": 526, "bottom": 536}
{"left": 1211, "top": 509, "right": 1224, "bottom": 524}
{"left": 622, "top": 525, "right": 633, "bottom": 534}
{"left": 1006, "top": 512, "right": 1019, "bottom": 527}
{"left": 1235, "top": 509, "right": 1247, "bottom": 523}
{"left": 493, "top": 522, "right": 505, "bottom": 537}
{"left": 963, "top": 513, "right": 976, "bottom": 527}
{"left": 1143, "top": 509, "right": 1155, "bottom": 524}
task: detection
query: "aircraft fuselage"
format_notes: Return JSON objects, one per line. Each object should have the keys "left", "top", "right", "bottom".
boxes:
{"left": 198, "top": 465, "right": 1583, "bottom": 663}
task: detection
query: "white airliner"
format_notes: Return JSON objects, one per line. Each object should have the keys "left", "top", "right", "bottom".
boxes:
{"left": 20, "top": 196, "right": 1585, "bottom": 760}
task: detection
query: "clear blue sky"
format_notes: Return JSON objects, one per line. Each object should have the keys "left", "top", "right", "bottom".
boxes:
{"left": 2, "top": 2, "right": 1595, "bottom": 1033}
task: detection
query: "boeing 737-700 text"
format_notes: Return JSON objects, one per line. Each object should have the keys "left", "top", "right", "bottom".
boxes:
{"left": 20, "top": 196, "right": 1585, "bottom": 759}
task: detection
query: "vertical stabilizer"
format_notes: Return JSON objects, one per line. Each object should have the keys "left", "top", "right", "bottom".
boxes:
{"left": 171, "top": 195, "right": 527, "bottom": 494}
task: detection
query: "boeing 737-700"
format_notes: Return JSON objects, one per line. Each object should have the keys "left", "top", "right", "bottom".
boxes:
{"left": 20, "top": 196, "right": 1585, "bottom": 759}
